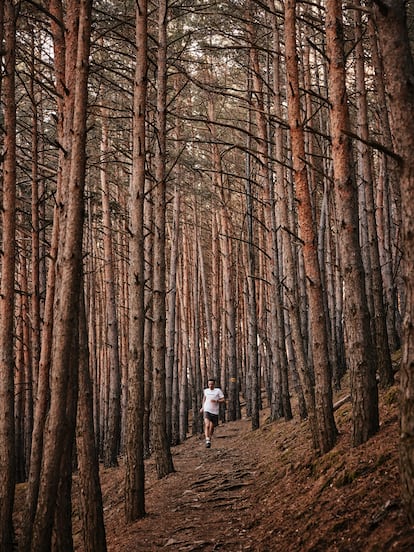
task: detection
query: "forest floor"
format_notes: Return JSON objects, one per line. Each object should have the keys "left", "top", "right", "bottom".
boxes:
{"left": 75, "top": 377, "right": 413, "bottom": 552}
{"left": 13, "top": 373, "right": 414, "bottom": 551}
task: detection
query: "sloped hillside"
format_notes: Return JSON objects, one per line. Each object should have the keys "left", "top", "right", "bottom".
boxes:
{"left": 87, "top": 381, "right": 412, "bottom": 551}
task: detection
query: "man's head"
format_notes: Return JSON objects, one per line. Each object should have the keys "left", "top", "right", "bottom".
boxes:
{"left": 207, "top": 378, "right": 215, "bottom": 389}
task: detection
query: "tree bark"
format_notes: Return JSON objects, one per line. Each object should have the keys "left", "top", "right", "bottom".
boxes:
{"left": 124, "top": 0, "right": 147, "bottom": 521}
{"left": 22, "top": 0, "right": 77, "bottom": 546}
{"left": 245, "top": 9, "right": 268, "bottom": 431}
{"left": 371, "top": 0, "right": 414, "bottom": 523}
{"left": 143, "top": 172, "right": 153, "bottom": 457}
{"left": 30, "top": 29, "right": 41, "bottom": 405}
{"left": 0, "top": 2, "right": 17, "bottom": 548}
{"left": 367, "top": 14, "right": 401, "bottom": 352}
{"left": 101, "top": 111, "right": 122, "bottom": 468}
{"left": 270, "top": 0, "right": 316, "bottom": 437}
{"left": 151, "top": 0, "right": 174, "bottom": 478}
{"left": 353, "top": 2, "right": 393, "bottom": 388}
{"left": 166, "top": 188, "right": 181, "bottom": 444}
{"left": 219, "top": 208, "right": 239, "bottom": 421}
{"left": 16, "top": 287, "right": 26, "bottom": 483}
{"left": 285, "top": 0, "right": 336, "bottom": 453}
{"left": 325, "top": 0, "right": 379, "bottom": 446}
{"left": 76, "top": 288, "right": 107, "bottom": 552}
{"left": 31, "top": 1, "right": 92, "bottom": 547}
{"left": 52, "top": 332, "right": 78, "bottom": 552}
{"left": 190, "top": 205, "right": 203, "bottom": 432}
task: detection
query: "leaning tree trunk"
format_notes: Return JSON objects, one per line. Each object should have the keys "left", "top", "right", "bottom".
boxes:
{"left": 371, "top": 0, "right": 414, "bottom": 523}
{"left": 0, "top": 2, "right": 17, "bottom": 548}
{"left": 325, "top": 0, "right": 379, "bottom": 446}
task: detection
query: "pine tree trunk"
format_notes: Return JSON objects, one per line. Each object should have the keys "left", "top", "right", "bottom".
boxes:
{"left": 190, "top": 204, "right": 203, "bottom": 431}
{"left": 101, "top": 112, "right": 122, "bottom": 468}
{"left": 211, "top": 218, "right": 221, "bottom": 385}
{"left": 353, "top": 3, "right": 393, "bottom": 388}
{"left": 270, "top": 4, "right": 294, "bottom": 421}
{"left": 22, "top": 0, "right": 78, "bottom": 545}
{"left": 285, "top": 0, "right": 336, "bottom": 453}
{"left": 371, "top": 0, "right": 414, "bottom": 523}
{"left": 151, "top": 0, "right": 174, "bottom": 478}
{"left": 178, "top": 304, "right": 189, "bottom": 443}
{"left": 143, "top": 181, "right": 153, "bottom": 457}
{"left": 199, "top": 237, "right": 215, "bottom": 382}
{"left": 207, "top": 98, "right": 237, "bottom": 416}
{"left": 85, "top": 199, "right": 101, "bottom": 451}
{"left": 15, "top": 251, "right": 33, "bottom": 482}
{"left": 30, "top": 33, "right": 41, "bottom": 403}
{"left": 31, "top": 1, "right": 92, "bottom": 547}
{"left": 166, "top": 188, "right": 180, "bottom": 444}
{"left": 269, "top": 0, "right": 316, "bottom": 436}
{"left": 76, "top": 289, "right": 107, "bottom": 552}
{"left": 326, "top": 0, "right": 379, "bottom": 446}
{"left": 220, "top": 209, "right": 239, "bottom": 421}
{"left": 181, "top": 234, "right": 197, "bottom": 436}
{"left": 16, "top": 292, "right": 26, "bottom": 483}
{"left": 125, "top": 0, "right": 147, "bottom": 521}
{"left": 0, "top": 2, "right": 16, "bottom": 548}
{"left": 246, "top": 10, "right": 272, "bottom": 430}
{"left": 367, "top": 14, "right": 402, "bottom": 352}
{"left": 52, "top": 335, "right": 78, "bottom": 552}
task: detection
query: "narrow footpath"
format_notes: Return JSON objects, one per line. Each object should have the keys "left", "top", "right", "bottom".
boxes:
{"left": 102, "top": 418, "right": 260, "bottom": 552}
{"left": 82, "top": 390, "right": 408, "bottom": 552}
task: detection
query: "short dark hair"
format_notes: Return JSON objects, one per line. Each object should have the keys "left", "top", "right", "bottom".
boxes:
{"left": 207, "top": 378, "right": 215, "bottom": 383}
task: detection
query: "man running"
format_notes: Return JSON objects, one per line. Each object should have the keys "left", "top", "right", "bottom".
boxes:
{"left": 200, "top": 378, "right": 225, "bottom": 448}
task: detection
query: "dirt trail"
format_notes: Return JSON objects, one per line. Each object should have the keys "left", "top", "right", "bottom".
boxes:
{"left": 104, "top": 419, "right": 258, "bottom": 551}
{"left": 14, "top": 384, "right": 411, "bottom": 551}
{"left": 81, "top": 388, "right": 411, "bottom": 552}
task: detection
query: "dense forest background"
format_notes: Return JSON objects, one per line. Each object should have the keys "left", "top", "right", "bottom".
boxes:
{"left": 1, "top": 0, "right": 414, "bottom": 550}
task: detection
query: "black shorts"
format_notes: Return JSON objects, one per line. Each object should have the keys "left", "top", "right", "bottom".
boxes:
{"left": 204, "top": 411, "right": 219, "bottom": 427}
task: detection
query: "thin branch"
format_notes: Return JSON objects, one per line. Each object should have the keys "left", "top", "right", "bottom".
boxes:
{"left": 343, "top": 129, "right": 403, "bottom": 164}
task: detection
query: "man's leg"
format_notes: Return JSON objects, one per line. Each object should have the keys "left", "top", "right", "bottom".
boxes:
{"left": 204, "top": 417, "right": 213, "bottom": 447}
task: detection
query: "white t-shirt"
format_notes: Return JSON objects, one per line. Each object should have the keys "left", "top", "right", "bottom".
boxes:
{"left": 203, "top": 387, "right": 224, "bottom": 415}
